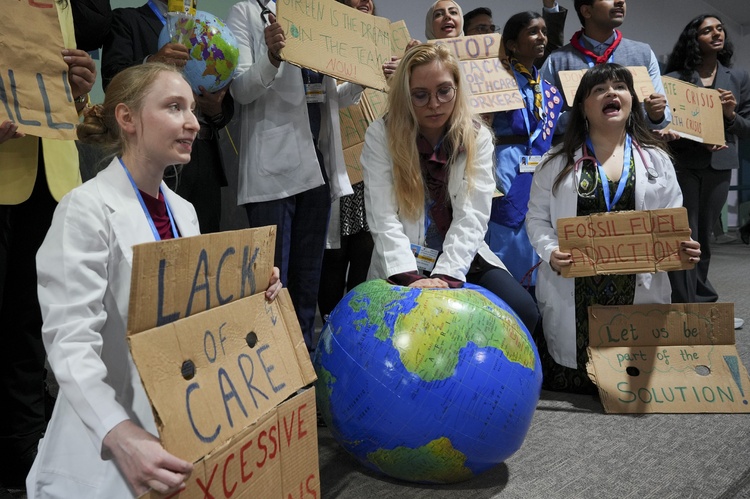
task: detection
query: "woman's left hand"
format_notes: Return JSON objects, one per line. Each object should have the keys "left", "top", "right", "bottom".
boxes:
{"left": 680, "top": 239, "right": 701, "bottom": 264}
{"left": 717, "top": 88, "right": 737, "bottom": 121}
{"left": 265, "top": 267, "right": 282, "bottom": 301}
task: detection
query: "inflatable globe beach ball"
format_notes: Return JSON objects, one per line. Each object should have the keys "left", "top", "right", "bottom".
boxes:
{"left": 313, "top": 279, "right": 542, "bottom": 484}
{"left": 158, "top": 11, "right": 240, "bottom": 94}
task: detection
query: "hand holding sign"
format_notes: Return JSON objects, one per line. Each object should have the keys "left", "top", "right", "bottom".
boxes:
{"left": 0, "top": 121, "right": 25, "bottom": 145}
{"left": 264, "top": 12, "right": 285, "bottom": 67}
{"left": 717, "top": 88, "right": 737, "bottom": 120}
{"left": 63, "top": 49, "right": 96, "bottom": 110}
{"left": 103, "top": 419, "right": 193, "bottom": 496}
{"left": 644, "top": 92, "right": 667, "bottom": 123}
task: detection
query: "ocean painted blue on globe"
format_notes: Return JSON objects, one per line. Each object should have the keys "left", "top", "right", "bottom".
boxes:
{"left": 314, "top": 280, "right": 542, "bottom": 483}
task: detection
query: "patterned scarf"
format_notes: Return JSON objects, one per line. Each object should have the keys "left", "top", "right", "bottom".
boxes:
{"left": 569, "top": 29, "right": 623, "bottom": 65}
{"left": 510, "top": 58, "right": 542, "bottom": 120}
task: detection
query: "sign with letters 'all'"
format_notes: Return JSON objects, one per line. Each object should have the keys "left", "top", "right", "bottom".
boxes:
{"left": 587, "top": 302, "right": 750, "bottom": 413}
{"left": 1, "top": 0, "right": 79, "bottom": 140}
{"left": 128, "top": 227, "right": 319, "bottom": 498}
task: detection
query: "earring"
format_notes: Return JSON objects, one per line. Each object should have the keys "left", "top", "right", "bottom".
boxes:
{"left": 627, "top": 113, "right": 633, "bottom": 130}
{"left": 584, "top": 117, "right": 589, "bottom": 133}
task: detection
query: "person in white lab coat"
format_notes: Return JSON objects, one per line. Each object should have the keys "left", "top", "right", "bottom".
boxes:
{"left": 361, "top": 43, "right": 539, "bottom": 334}
{"left": 526, "top": 64, "right": 700, "bottom": 393}
{"left": 27, "top": 63, "right": 281, "bottom": 498}
{"left": 227, "top": 0, "right": 362, "bottom": 351}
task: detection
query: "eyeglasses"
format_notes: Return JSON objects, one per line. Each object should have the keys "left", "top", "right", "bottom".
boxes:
{"left": 410, "top": 86, "right": 456, "bottom": 107}
{"left": 467, "top": 24, "right": 498, "bottom": 35}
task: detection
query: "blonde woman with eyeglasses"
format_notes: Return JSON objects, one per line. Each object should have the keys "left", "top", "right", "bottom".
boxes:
{"left": 361, "top": 44, "right": 540, "bottom": 334}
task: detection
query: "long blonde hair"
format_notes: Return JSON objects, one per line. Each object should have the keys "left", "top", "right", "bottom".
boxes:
{"left": 385, "top": 43, "right": 480, "bottom": 221}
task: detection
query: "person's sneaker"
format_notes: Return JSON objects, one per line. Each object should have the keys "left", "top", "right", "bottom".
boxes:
{"left": 735, "top": 317, "right": 744, "bottom": 330}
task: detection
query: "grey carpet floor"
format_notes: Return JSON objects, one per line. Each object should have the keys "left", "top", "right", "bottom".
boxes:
{"left": 317, "top": 238, "right": 750, "bottom": 499}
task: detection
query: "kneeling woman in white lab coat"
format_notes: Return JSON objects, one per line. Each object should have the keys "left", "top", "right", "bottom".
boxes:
{"left": 361, "top": 43, "right": 539, "bottom": 334}
{"left": 526, "top": 63, "right": 701, "bottom": 394}
{"left": 27, "top": 63, "right": 281, "bottom": 498}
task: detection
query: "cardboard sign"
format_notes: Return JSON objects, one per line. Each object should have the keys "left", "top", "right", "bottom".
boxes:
{"left": 662, "top": 75, "right": 725, "bottom": 146}
{"left": 586, "top": 303, "right": 750, "bottom": 413}
{"left": 128, "top": 226, "right": 276, "bottom": 335}
{"left": 129, "top": 291, "right": 315, "bottom": 463}
{"left": 140, "top": 388, "right": 319, "bottom": 499}
{"left": 557, "top": 208, "right": 693, "bottom": 277}
{"left": 339, "top": 88, "right": 387, "bottom": 185}
{"left": 1, "top": 0, "right": 79, "bottom": 140}
{"left": 128, "top": 227, "right": 318, "bottom": 498}
{"left": 430, "top": 34, "right": 523, "bottom": 114}
{"left": 277, "top": 0, "right": 407, "bottom": 91}
{"left": 558, "top": 66, "right": 655, "bottom": 107}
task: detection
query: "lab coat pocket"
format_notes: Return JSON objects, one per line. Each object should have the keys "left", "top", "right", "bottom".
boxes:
{"left": 257, "top": 123, "right": 302, "bottom": 177}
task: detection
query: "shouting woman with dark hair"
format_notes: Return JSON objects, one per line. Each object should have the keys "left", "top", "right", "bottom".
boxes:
{"left": 527, "top": 63, "right": 700, "bottom": 393}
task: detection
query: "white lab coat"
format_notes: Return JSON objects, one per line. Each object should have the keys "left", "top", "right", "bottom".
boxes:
{"left": 27, "top": 159, "right": 200, "bottom": 498}
{"left": 227, "top": 0, "right": 362, "bottom": 204}
{"left": 526, "top": 144, "right": 683, "bottom": 368}
{"left": 362, "top": 118, "right": 506, "bottom": 281}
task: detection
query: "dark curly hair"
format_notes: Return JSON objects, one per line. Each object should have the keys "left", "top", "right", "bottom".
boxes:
{"left": 665, "top": 14, "right": 734, "bottom": 82}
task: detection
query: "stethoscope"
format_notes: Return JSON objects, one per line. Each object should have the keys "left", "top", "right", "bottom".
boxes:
{"left": 573, "top": 136, "right": 659, "bottom": 204}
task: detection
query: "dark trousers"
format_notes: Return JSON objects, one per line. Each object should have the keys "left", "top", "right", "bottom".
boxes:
{"left": 318, "top": 230, "right": 374, "bottom": 318}
{"left": 0, "top": 159, "right": 57, "bottom": 486}
{"left": 164, "top": 136, "right": 225, "bottom": 234}
{"left": 669, "top": 167, "right": 731, "bottom": 303}
{"left": 466, "top": 264, "right": 540, "bottom": 336}
{"left": 244, "top": 182, "right": 331, "bottom": 351}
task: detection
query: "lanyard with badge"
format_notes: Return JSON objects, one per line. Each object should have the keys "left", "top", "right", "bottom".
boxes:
{"left": 519, "top": 78, "right": 547, "bottom": 174}
{"left": 119, "top": 158, "right": 179, "bottom": 240}
{"left": 303, "top": 69, "right": 326, "bottom": 104}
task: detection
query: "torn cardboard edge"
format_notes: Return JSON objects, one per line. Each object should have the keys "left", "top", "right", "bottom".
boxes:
{"left": 586, "top": 302, "right": 750, "bottom": 413}
{"left": 558, "top": 208, "right": 694, "bottom": 278}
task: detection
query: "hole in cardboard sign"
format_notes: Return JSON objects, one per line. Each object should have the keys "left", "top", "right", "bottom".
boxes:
{"left": 695, "top": 365, "right": 711, "bottom": 376}
{"left": 181, "top": 360, "right": 196, "bottom": 380}
{"left": 246, "top": 332, "right": 258, "bottom": 348}
{"left": 626, "top": 366, "right": 640, "bottom": 377}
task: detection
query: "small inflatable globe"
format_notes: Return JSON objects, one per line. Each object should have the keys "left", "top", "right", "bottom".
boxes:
{"left": 313, "top": 280, "right": 542, "bottom": 484}
{"left": 158, "top": 11, "right": 239, "bottom": 93}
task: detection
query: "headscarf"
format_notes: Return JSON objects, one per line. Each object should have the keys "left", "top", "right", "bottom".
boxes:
{"left": 424, "top": 0, "right": 464, "bottom": 40}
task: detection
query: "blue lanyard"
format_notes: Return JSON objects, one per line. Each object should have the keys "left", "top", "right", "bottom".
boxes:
{"left": 585, "top": 134, "right": 632, "bottom": 212}
{"left": 147, "top": 0, "right": 166, "bottom": 25}
{"left": 513, "top": 68, "right": 547, "bottom": 155}
{"left": 119, "top": 158, "right": 179, "bottom": 240}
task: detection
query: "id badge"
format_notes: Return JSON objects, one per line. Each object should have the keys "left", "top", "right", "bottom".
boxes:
{"left": 305, "top": 83, "right": 326, "bottom": 103}
{"left": 519, "top": 155, "right": 542, "bottom": 173}
{"left": 411, "top": 244, "right": 439, "bottom": 276}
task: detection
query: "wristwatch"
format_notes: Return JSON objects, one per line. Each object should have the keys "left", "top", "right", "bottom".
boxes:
{"left": 74, "top": 94, "right": 89, "bottom": 104}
